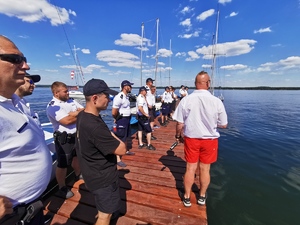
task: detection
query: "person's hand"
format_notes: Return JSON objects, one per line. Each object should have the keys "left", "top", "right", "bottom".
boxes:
{"left": 0, "top": 196, "right": 13, "bottom": 220}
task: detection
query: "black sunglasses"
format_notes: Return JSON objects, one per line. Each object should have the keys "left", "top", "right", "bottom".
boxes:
{"left": 0, "top": 54, "right": 27, "bottom": 64}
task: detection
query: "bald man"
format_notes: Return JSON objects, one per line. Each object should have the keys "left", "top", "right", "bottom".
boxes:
{"left": 172, "top": 71, "right": 228, "bottom": 207}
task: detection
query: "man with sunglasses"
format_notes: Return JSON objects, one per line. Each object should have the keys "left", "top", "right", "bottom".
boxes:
{"left": 14, "top": 73, "right": 41, "bottom": 126}
{"left": 46, "top": 81, "right": 84, "bottom": 199}
{"left": 0, "top": 36, "right": 52, "bottom": 224}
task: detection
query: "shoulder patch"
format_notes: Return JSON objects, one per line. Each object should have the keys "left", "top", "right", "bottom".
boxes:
{"left": 49, "top": 101, "right": 54, "bottom": 106}
{"left": 120, "top": 94, "right": 123, "bottom": 99}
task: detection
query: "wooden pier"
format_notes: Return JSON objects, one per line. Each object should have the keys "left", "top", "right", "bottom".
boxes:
{"left": 43, "top": 119, "right": 207, "bottom": 225}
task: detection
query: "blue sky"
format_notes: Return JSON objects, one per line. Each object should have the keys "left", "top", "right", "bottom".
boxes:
{"left": 1, "top": 0, "right": 300, "bottom": 88}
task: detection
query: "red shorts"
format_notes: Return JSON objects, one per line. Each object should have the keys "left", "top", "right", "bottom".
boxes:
{"left": 184, "top": 137, "right": 218, "bottom": 164}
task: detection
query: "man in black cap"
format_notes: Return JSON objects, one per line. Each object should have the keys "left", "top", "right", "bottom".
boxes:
{"left": 14, "top": 73, "right": 41, "bottom": 126}
{"left": 179, "top": 84, "right": 188, "bottom": 100}
{"left": 136, "top": 86, "right": 156, "bottom": 150}
{"left": 76, "top": 78, "right": 126, "bottom": 224}
{"left": 160, "top": 86, "right": 173, "bottom": 126}
{"left": 112, "top": 80, "right": 135, "bottom": 168}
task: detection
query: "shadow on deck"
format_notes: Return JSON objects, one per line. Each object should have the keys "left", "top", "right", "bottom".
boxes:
{"left": 43, "top": 119, "right": 207, "bottom": 225}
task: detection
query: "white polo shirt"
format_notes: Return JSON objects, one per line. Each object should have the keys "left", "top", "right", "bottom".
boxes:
{"left": 112, "top": 91, "right": 131, "bottom": 117}
{"left": 46, "top": 97, "right": 84, "bottom": 133}
{"left": 161, "top": 91, "right": 173, "bottom": 103}
{"left": 0, "top": 95, "right": 52, "bottom": 207}
{"left": 136, "top": 94, "right": 148, "bottom": 116}
{"left": 172, "top": 90, "right": 227, "bottom": 138}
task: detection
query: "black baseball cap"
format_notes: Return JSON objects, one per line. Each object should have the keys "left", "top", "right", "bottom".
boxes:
{"left": 121, "top": 80, "right": 134, "bottom": 88}
{"left": 83, "top": 78, "right": 118, "bottom": 96}
{"left": 146, "top": 78, "right": 155, "bottom": 83}
{"left": 25, "top": 72, "right": 41, "bottom": 83}
{"left": 139, "top": 86, "right": 147, "bottom": 92}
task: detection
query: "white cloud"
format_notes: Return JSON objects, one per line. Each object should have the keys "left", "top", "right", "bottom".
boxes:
{"left": 251, "top": 56, "right": 300, "bottom": 74}
{"left": 178, "top": 30, "right": 200, "bottom": 39}
{"left": 227, "top": 12, "right": 238, "bottom": 18}
{"left": 175, "top": 52, "right": 186, "bottom": 57}
{"left": 271, "top": 44, "right": 283, "bottom": 47}
{"left": 180, "top": 18, "right": 191, "bottom": 28}
{"left": 185, "top": 51, "right": 200, "bottom": 61}
{"left": 219, "top": 0, "right": 232, "bottom": 4}
{"left": 114, "top": 33, "right": 151, "bottom": 47}
{"left": 64, "top": 52, "right": 70, "bottom": 56}
{"left": 254, "top": 27, "right": 272, "bottom": 34}
{"left": 157, "top": 48, "right": 172, "bottom": 58}
{"left": 221, "top": 64, "right": 248, "bottom": 70}
{"left": 96, "top": 50, "right": 140, "bottom": 69}
{"left": 56, "top": 54, "right": 62, "bottom": 57}
{"left": 196, "top": 9, "right": 215, "bottom": 22}
{"left": 196, "top": 39, "right": 257, "bottom": 59}
{"left": 81, "top": 49, "right": 90, "bottom": 54}
{"left": 0, "top": 0, "right": 76, "bottom": 26}
{"left": 180, "top": 6, "right": 194, "bottom": 14}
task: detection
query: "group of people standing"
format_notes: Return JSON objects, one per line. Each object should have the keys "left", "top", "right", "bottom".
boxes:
{"left": 0, "top": 34, "right": 228, "bottom": 225}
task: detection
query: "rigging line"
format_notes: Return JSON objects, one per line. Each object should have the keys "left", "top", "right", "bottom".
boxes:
{"left": 52, "top": 0, "right": 84, "bottom": 82}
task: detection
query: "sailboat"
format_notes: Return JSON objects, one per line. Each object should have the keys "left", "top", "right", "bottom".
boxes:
{"left": 210, "top": 10, "right": 224, "bottom": 101}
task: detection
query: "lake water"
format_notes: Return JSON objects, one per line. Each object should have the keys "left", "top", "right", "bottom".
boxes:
{"left": 27, "top": 88, "right": 300, "bottom": 225}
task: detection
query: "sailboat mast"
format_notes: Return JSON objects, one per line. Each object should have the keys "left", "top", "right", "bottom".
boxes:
{"left": 211, "top": 10, "right": 219, "bottom": 96}
{"left": 169, "top": 39, "right": 171, "bottom": 86}
{"left": 140, "top": 22, "right": 144, "bottom": 86}
{"left": 154, "top": 18, "right": 159, "bottom": 84}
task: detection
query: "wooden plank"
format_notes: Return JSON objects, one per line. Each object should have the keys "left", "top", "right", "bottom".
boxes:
{"left": 42, "top": 118, "right": 207, "bottom": 225}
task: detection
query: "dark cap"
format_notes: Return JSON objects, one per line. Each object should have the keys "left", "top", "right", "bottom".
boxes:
{"left": 121, "top": 80, "right": 134, "bottom": 88}
{"left": 83, "top": 78, "right": 118, "bottom": 96}
{"left": 165, "top": 86, "right": 170, "bottom": 90}
{"left": 146, "top": 78, "right": 155, "bottom": 83}
{"left": 181, "top": 85, "right": 185, "bottom": 88}
{"left": 139, "top": 86, "right": 147, "bottom": 92}
{"left": 25, "top": 72, "right": 41, "bottom": 83}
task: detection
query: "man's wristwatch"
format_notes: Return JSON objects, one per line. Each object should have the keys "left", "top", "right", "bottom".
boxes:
{"left": 175, "top": 135, "right": 181, "bottom": 139}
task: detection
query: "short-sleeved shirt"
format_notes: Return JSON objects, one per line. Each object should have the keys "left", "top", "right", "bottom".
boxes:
{"left": 136, "top": 94, "right": 148, "bottom": 116}
{"left": 146, "top": 92, "right": 156, "bottom": 107}
{"left": 76, "top": 111, "right": 120, "bottom": 191}
{"left": 172, "top": 90, "right": 227, "bottom": 139}
{"left": 161, "top": 91, "right": 173, "bottom": 103}
{"left": 13, "top": 94, "right": 41, "bottom": 127}
{"left": 46, "top": 97, "right": 83, "bottom": 133}
{"left": 0, "top": 95, "right": 52, "bottom": 207}
{"left": 112, "top": 91, "right": 131, "bottom": 117}
{"left": 179, "top": 88, "right": 187, "bottom": 98}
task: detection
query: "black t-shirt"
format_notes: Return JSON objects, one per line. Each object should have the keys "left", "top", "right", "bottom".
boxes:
{"left": 76, "top": 111, "right": 120, "bottom": 191}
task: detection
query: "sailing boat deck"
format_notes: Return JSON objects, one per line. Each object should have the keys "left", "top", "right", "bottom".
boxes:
{"left": 43, "top": 119, "right": 207, "bottom": 225}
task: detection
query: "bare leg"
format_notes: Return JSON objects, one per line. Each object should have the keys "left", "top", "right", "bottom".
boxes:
{"left": 199, "top": 162, "right": 211, "bottom": 196}
{"left": 71, "top": 156, "right": 81, "bottom": 177}
{"left": 56, "top": 167, "right": 67, "bottom": 189}
{"left": 183, "top": 162, "right": 198, "bottom": 198}
{"left": 146, "top": 132, "right": 151, "bottom": 145}
{"left": 116, "top": 155, "right": 121, "bottom": 162}
{"left": 138, "top": 131, "right": 143, "bottom": 145}
{"left": 95, "top": 211, "right": 112, "bottom": 225}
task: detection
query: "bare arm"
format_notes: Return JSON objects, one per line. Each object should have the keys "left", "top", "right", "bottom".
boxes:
{"left": 218, "top": 124, "right": 227, "bottom": 129}
{"left": 138, "top": 105, "right": 149, "bottom": 117}
{"left": 111, "top": 108, "right": 119, "bottom": 119}
{"left": 59, "top": 108, "right": 84, "bottom": 125}
{"left": 0, "top": 196, "right": 13, "bottom": 220}
{"left": 111, "top": 132, "right": 126, "bottom": 155}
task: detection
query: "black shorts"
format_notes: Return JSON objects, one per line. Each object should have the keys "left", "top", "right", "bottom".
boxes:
{"left": 92, "top": 180, "right": 121, "bottom": 214}
{"left": 161, "top": 103, "right": 171, "bottom": 116}
{"left": 114, "top": 117, "right": 131, "bottom": 142}
{"left": 137, "top": 117, "right": 152, "bottom": 133}
{"left": 55, "top": 140, "right": 76, "bottom": 168}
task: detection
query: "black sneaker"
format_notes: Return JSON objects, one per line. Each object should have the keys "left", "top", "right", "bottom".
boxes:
{"left": 57, "top": 186, "right": 74, "bottom": 199}
{"left": 125, "top": 151, "right": 135, "bottom": 155}
{"left": 197, "top": 193, "right": 207, "bottom": 205}
{"left": 138, "top": 144, "right": 146, "bottom": 149}
{"left": 117, "top": 161, "right": 127, "bottom": 167}
{"left": 74, "top": 173, "right": 83, "bottom": 182}
{"left": 179, "top": 191, "right": 191, "bottom": 207}
{"left": 151, "top": 136, "right": 157, "bottom": 140}
{"left": 44, "top": 214, "right": 53, "bottom": 224}
{"left": 147, "top": 144, "right": 156, "bottom": 150}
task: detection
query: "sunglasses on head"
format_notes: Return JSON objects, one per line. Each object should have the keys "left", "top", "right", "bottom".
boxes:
{"left": 0, "top": 54, "right": 27, "bottom": 64}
